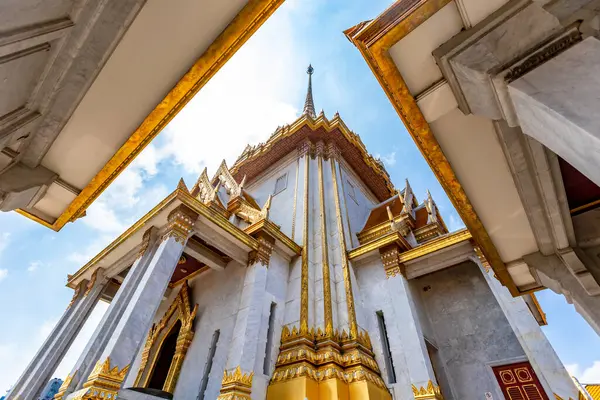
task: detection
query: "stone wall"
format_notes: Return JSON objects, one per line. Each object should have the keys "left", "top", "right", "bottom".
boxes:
{"left": 416, "top": 261, "right": 526, "bottom": 399}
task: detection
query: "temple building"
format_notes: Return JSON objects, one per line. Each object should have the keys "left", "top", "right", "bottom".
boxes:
{"left": 345, "top": 0, "right": 600, "bottom": 335}
{"left": 7, "top": 68, "right": 585, "bottom": 400}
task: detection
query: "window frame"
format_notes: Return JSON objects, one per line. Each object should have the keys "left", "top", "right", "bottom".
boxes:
{"left": 273, "top": 172, "right": 288, "bottom": 196}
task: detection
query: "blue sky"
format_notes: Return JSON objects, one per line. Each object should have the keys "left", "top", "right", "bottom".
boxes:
{"left": 0, "top": 0, "right": 599, "bottom": 393}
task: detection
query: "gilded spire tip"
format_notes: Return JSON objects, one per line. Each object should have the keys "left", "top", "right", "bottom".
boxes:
{"left": 303, "top": 64, "right": 316, "bottom": 119}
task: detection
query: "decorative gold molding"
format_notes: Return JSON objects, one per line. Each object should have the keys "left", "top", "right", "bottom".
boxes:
{"left": 82, "top": 269, "right": 99, "bottom": 297}
{"left": 67, "top": 188, "right": 259, "bottom": 288}
{"left": 348, "top": 231, "right": 411, "bottom": 260}
{"left": 345, "top": 0, "right": 518, "bottom": 295}
{"left": 17, "top": 0, "right": 285, "bottom": 231}
{"left": 134, "top": 281, "right": 198, "bottom": 392}
{"left": 244, "top": 218, "right": 302, "bottom": 256}
{"left": 349, "top": 228, "right": 472, "bottom": 262}
{"left": 217, "top": 366, "right": 254, "bottom": 400}
{"left": 248, "top": 232, "right": 275, "bottom": 267}
{"left": 379, "top": 244, "right": 405, "bottom": 278}
{"left": 73, "top": 357, "right": 129, "bottom": 400}
{"left": 291, "top": 157, "right": 300, "bottom": 241}
{"left": 331, "top": 158, "right": 359, "bottom": 338}
{"left": 162, "top": 205, "right": 197, "bottom": 243}
{"left": 412, "top": 380, "right": 444, "bottom": 400}
{"left": 318, "top": 154, "right": 334, "bottom": 336}
{"left": 300, "top": 154, "right": 310, "bottom": 333}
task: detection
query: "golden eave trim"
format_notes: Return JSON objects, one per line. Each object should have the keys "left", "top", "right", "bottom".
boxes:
{"left": 348, "top": 231, "right": 411, "bottom": 260}
{"left": 349, "top": 228, "right": 472, "bottom": 263}
{"left": 67, "top": 188, "right": 258, "bottom": 288}
{"left": 230, "top": 113, "right": 395, "bottom": 201}
{"left": 530, "top": 292, "right": 548, "bottom": 326}
{"left": 18, "top": 0, "right": 285, "bottom": 232}
{"left": 345, "top": 0, "right": 519, "bottom": 295}
{"left": 244, "top": 219, "right": 302, "bottom": 256}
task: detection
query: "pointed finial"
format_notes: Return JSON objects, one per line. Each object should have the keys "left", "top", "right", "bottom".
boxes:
{"left": 386, "top": 206, "right": 394, "bottom": 221}
{"left": 240, "top": 175, "right": 247, "bottom": 190}
{"left": 334, "top": 111, "right": 340, "bottom": 118}
{"left": 303, "top": 65, "right": 316, "bottom": 118}
{"left": 177, "top": 178, "right": 189, "bottom": 193}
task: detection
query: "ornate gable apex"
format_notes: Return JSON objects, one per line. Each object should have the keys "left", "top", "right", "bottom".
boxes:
{"left": 211, "top": 160, "right": 243, "bottom": 197}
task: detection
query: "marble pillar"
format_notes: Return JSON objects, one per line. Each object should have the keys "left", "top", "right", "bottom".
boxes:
{"left": 57, "top": 227, "right": 160, "bottom": 399}
{"left": 509, "top": 36, "right": 600, "bottom": 186}
{"left": 383, "top": 273, "right": 441, "bottom": 399}
{"left": 525, "top": 251, "right": 600, "bottom": 336}
{"left": 219, "top": 235, "right": 274, "bottom": 400}
{"left": 474, "top": 257, "right": 579, "bottom": 399}
{"left": 8, "top": 269, "right": 107, "bottom": 400}
{"left": 65, "top": 205, "right": 196, "bottom": 400}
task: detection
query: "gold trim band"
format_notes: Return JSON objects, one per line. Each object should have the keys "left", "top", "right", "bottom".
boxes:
{"left": 318, "top": 154, "right": 334, "bottom": 335}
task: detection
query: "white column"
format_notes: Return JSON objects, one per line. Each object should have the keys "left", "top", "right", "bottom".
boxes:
{"left": 7, "top": 269, "right": 107, "bottom": 400}
{"left": 474, "top": 256, "right": 579, "bottom": 399}
{"left": 509, "top": 36, "right": 600, "bottom": 186}
{"left": 221, "top": 234, "right": 274, "bottom": 399}
{"left": 58, "top": 227, "right": 160, "bottom": 398}
{"left": 66, "top": 205, "right": 196, "bottom": 400}
{"left": 383, "top": 273, "right": 439, "bottom": 399}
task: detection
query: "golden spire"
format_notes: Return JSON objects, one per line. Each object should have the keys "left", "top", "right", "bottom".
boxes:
{"left": 303, "top": 64, "right": 316, "bottom": 118}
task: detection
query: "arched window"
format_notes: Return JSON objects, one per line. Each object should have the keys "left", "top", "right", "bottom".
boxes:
{"left": 134, "top": 282, "right": 198, "bottom": 394}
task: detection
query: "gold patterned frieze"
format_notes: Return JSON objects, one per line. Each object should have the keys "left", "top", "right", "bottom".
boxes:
{"left": 412, "top": 380, "right": 444, "bottom": 400}
{"left": 379, "top": 244, "right": 405, "bottom": 278}
{"left": 162, "top": 205, "right": 198, "bottom": 243}
{"left": 73, "top": 357, "right": 129, "bottom": 400}
{"left": 217, "top": 366, "right": 254, "bottom": 400}
{"left": 248, "top": 232, "right": 275, "bottom": 267}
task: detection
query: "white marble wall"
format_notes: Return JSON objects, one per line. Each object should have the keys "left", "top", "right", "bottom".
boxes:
{"left": 246, "top": 154, "right": 299, "bottom": 238}
{"left": 339, "top": 163, "right": 377, "bottom": 248}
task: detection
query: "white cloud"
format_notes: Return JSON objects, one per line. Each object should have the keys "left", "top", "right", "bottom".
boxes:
{"left": 447, "top": 212, "right": 466, "bottom": 232}
{"left": 27, "top": 261, "right": 41, "bottom": 273}
{"left": 68, "top": 234, "right": 114, "bottom": 265}
{"left": 569, "top": 361, "right": 600, "bottom": 383}
{"left": 376, "top": 152, "right": 397, "bottom": 167}
{"left": 155, "top": 4, "right": 305, "bottom": 176}
{"left": 0, "top": 269, "right": 7, "bottom": 283}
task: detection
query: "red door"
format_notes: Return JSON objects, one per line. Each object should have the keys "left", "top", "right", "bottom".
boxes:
{"left": 492, "top": 361, "right": 549, "bottom": 400}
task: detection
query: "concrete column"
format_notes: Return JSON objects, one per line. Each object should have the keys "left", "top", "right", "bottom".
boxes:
{"left": 57, "top": 227, "right": 160, "bottom": 398}
{"left": 383, "top": 273, "right": 439, "bottom": 399}
{"left": 525, "top": 251, "right": 600, "bottom": 336}
{"left": 509, "top": 36, "right": 600, "bottom": 186}
{"left": 474, "top": 257, "right": 579, "bottom": 399}
{"left": 7, "top": 269, "right": 107, "bottom": 400}
{"left": 65, "top": 205, "right": 196, "bottom": 400}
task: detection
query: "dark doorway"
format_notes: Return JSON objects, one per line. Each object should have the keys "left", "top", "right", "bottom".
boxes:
{"left": 148, "top": 320, "right": 181, "bottom": 391}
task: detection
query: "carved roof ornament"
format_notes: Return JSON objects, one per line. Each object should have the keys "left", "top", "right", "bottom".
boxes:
{"left": 177, "top": 177, "right": 189, "bottom": 193}
{"left": 402, "top": 179, "right": 415, "bottom": 216}
{"left": 194, "top": 168, "right": 212, "bottom": 203}
{"left": 303, "top": 64, "right": 316, "bottom": 118}
{"left": 425, "top": 190, "right": 438, "bottom": 224}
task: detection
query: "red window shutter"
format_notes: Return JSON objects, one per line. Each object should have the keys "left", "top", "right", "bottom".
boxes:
{"left": 492, "top": 362, "right": 549, "bottom": 400}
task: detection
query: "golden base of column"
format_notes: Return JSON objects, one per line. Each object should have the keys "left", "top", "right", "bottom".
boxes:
{"left": 217, "top": 366, "right": 254, "bottom": 400}
{"left": 412, "top": 381, "right": 444, "bottom": 400}
{"left": 266, "top": 326, "right": 392, "bottom": 400}
{"left": 68, "top": 358, "right": 129, "bottom": 400}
